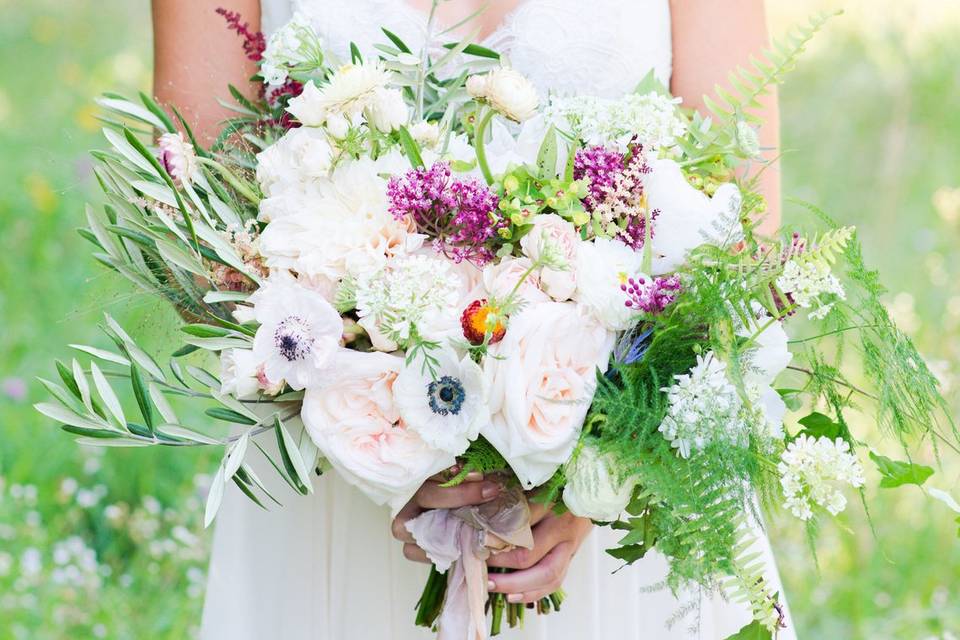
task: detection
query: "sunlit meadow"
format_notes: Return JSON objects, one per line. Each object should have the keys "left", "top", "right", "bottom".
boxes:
{"left": 0, "top": 1, "right": 957, "bottom": 637}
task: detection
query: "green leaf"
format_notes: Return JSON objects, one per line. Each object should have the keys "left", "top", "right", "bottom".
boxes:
{"left": 90, "top": 361, "right": 126, "bottom": 428}
{"left": 204, "top": 465, "right": 226, "bottom": 527}
{"left": 381, "top": 28, "right": 412, "bottom": 53}
{"left": 605, "top": 544, "right": 650, "bottom": 565}
{"left": 349, "top": 41, "right": 363, "bottom": 64}
{"left": 723, "top": 620, "right": 773, "bottom": 640}
{"left": 796, "top": 411, "right": 841, "bottom": 439}
{"left": 776, "top": 387, "right": 804, "bottom": 411}
{"left": 138, "top": 91, "right": 176, "bottom": 133}
{"left": 68, "top": 344, "right": 130, "bottom": 366}
{"left": 535, "top": 125, "right": 559, "bottom": 180}
{"left": 869, "top": 451, "right": 934, "bottom": 489}
{"left": 276, "top": 417, "right": 313, "bottom": 494}
{"left": 130, "top": 364, "right": 155, "bottom": 433}
{"left": 443, "top": 42, "right": 500, "bottom": 60}
{"left": 397, "top": 126, "right": 425, "bottom": 169}
{"left": 205, "top": 407, "right": 257, "bottom": 426}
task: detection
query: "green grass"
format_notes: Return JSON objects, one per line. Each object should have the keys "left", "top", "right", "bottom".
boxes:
{"left": 0, "top": 1, "right": 958, "bottom": 638}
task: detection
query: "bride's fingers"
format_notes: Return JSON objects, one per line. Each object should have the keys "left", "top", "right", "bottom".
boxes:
{"left": 528, "top": 501, "right": 551, "bottom": 526}
{"left": 402, "top": 543, "right": 429, "bottom": 564}
{"left": 391, "top": 502, "right": 421, "bottom": 543}
{"left": 488, "top": 542, "right": 572, "bottom": 599}
{"left": 487, "top": 514, "right": 564, "bottom": 570}
{"left": 416, "top": 479, "right": 501, "bottom": 510}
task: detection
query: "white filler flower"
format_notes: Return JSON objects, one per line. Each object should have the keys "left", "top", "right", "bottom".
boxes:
{"left": 260, "top": 12, "right": 324, "bottom": 86}
{"left": 776, "top": 259, "right": 846, "bottom": 320}
{"left": 393, "top": 348, "right": 486, "bottom": 456}
{"left": 658, "top": 352, "right": 748, "bottom": 458}
{"left": 778, "top": 435, "right": 865, "bottom": 521}
{"left": 250, "top": 277, "right": 344, "bottom": 390}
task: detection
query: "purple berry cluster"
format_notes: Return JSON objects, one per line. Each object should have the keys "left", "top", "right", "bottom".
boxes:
{"left": 622, "top": 275, "right": 682, "bottom": 314}
{"left": 387, "top": 162, "right": 503, "bottom": 264}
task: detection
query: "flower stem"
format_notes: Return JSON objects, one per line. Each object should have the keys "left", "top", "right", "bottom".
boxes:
{"left": 474, "top": 108, "right": 496, "bottom": 185}
{"left": 198, "top": 157, "right": 261, "bottom": 205}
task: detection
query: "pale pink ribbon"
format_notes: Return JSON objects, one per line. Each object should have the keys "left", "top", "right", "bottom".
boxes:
{"left": 405, "top": 485, "right": 534, "bottom": 640}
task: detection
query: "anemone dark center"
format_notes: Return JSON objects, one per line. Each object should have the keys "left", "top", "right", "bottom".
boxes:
{"left": 427, "top": 376, "right": 466, "bottom": 416}
{"left": 274, "top": 316, "right": 314, "bottom": 362}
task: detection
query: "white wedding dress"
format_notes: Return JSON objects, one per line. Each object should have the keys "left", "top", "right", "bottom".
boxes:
{"left": 201, "top": 2, "right": 796, "bottom": 638}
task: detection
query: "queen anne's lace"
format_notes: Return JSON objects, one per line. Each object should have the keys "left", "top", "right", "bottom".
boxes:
{"left": 778, "top": 435, "right": 865, "bottom": 521}
{"left": 776, "top": 259, "right": 846, "bottom": 320}
{"left": 658, "top": 353, "right": 749, "bottom": 458}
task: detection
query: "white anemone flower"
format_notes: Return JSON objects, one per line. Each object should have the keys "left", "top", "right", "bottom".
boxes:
{"left": 250, "top": 278, "right": 344, "bottom": 390}
{"left": 393, "top": 349, "right": 487, "bottom": 456}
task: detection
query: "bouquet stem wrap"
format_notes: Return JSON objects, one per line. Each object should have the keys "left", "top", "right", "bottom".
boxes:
{"left": 405, "top": 484, "right": 534, "bottom": 640}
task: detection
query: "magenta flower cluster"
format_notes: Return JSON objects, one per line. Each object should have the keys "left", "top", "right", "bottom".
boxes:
{"left": 573, "top": 143, "right": 657, "bottom": 251}
{"left": 387, "top": 162, "right": 503, "bottom": 264}
{"left": 622, "top": 275, "right": 682, "bottom": 314}
{"left": 573, "top": 145, "right": 624, "bottom": 210}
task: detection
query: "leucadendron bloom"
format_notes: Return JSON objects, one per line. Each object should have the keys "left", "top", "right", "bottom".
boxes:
{"left": 468, "top": 67, "right": 540, "bottom": 122}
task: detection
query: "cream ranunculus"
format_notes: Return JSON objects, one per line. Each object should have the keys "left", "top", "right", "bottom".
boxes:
{"left": 519, "top": 213, "right": 580, "bottom": 302}
{"left": 219, "top": 348, "right": 261, "bottom": 399}
{"left": 562, "top": 443, "right": 638, "bottom": 521}
{"left": 645, "top": 159, "right": 743, "bottom": 275}
{"left": 482, "top": 301, "right": 615, "bottom": 487}
{"left": 301, "top": 350, "right": 456, "bottom": 512}
{"left": 470, "top": 67, "right": 539, "bottom": 122}
{"left": 573, "top": 237, "right": 644, "bottom": 331}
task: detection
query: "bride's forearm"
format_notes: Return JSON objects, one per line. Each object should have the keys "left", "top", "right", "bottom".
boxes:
{"left": 669, "top": 0, "right": 782, "bottom": 235}
{"left": 151, "top": 0, "right": 262, "bottom": 143}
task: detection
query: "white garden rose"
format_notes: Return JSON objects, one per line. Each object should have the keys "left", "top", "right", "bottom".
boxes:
{"left": 519, "top": 213, "right": 579, "bottom": 301}
{"left": 470, "top": 67, "right": 539, "bottom": 122}
{"left": 255, "top": 126, "right": 333, "bottom": 209}
{"left": 573, "top": 237, "right": 644, "bottom": 331}
{"left": 365, "top": 87, "right": 408, "bottom": 133}
{"left": 301, "top": 350, "right": 455, "bottom": 512}
{"left": 562, "top": 443, "right": 638, "bottom": 521}
{"left": 646, "top": 159, "right": 743, "bottom": 275}
{"left": 481, "top": 256, "right": 548, "bottom": 303}
{"left": 482, "top": 301, "right": 615, "bottom": 487}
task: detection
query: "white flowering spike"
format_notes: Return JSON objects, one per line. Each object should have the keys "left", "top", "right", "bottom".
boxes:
{"left": 393, "top": 348, "right": 486, "bottom": 456}
{"left": 469, "top": 67, "right": 539, "bottom": 122}
{"left": 658, "top": 352, "right": 748, "bottom": 458}
{"left": 778, "top": 435, "right": 865, "bottom": 521}
{"left": 776, "top": 259, "right": 846, "bottom": 320}
{"left": 249, "top": 277, "right": 344, "bottom": 391}
{"left": 157, "top": 132, "right": 199, "bottom": 185}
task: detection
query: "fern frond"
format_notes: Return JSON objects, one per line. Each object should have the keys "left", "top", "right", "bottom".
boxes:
{"left": 705, "top": 11, "right": 841, "bottom": 126}
{"left": 722, "top": 521, "right": 783, "bottom": 632}
{"left": 795, "top": 225, "right": 855, "bottom": 267}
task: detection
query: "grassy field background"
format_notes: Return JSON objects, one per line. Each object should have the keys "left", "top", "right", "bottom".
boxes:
{"left": 0, "top": 1, "right": 958, "bottom": 638}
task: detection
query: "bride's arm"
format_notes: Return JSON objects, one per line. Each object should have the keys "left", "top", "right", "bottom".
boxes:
{"left": 152, "top": 0, "right": 261, "bottom": 143}
{"left": 670, "top": 0, "right": 781, "bottom": 235}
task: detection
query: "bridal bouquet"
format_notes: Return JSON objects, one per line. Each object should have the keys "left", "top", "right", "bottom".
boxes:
{"left": 36, "top": 8, "right": 956, "bottom": 640}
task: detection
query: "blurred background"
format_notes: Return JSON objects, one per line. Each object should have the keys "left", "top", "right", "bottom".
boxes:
{"left": 0, "top": 0, "right": 958, "bottom": 637}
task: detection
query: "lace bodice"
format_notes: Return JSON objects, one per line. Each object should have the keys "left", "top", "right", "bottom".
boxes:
{"left": 262, "top": 0, "right": 673, "bottom": 97}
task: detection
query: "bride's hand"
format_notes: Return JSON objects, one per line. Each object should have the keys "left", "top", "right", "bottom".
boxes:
{"left": 391, "top": 469, "right": 502, "bottom": 563}
{"left": 486, "top": 507, "right": 593, "bottom": 604}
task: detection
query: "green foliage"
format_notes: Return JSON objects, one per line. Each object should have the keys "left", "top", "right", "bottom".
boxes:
{"left": 869, "top": 452, "right": 934, "bottom": 489}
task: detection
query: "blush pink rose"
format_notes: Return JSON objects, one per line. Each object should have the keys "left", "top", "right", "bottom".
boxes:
{"left": 481, "top": 301, "right": 615, "bottom": 487}
{"left": 519, "top": 213, "right": 580, "bottom": 301}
